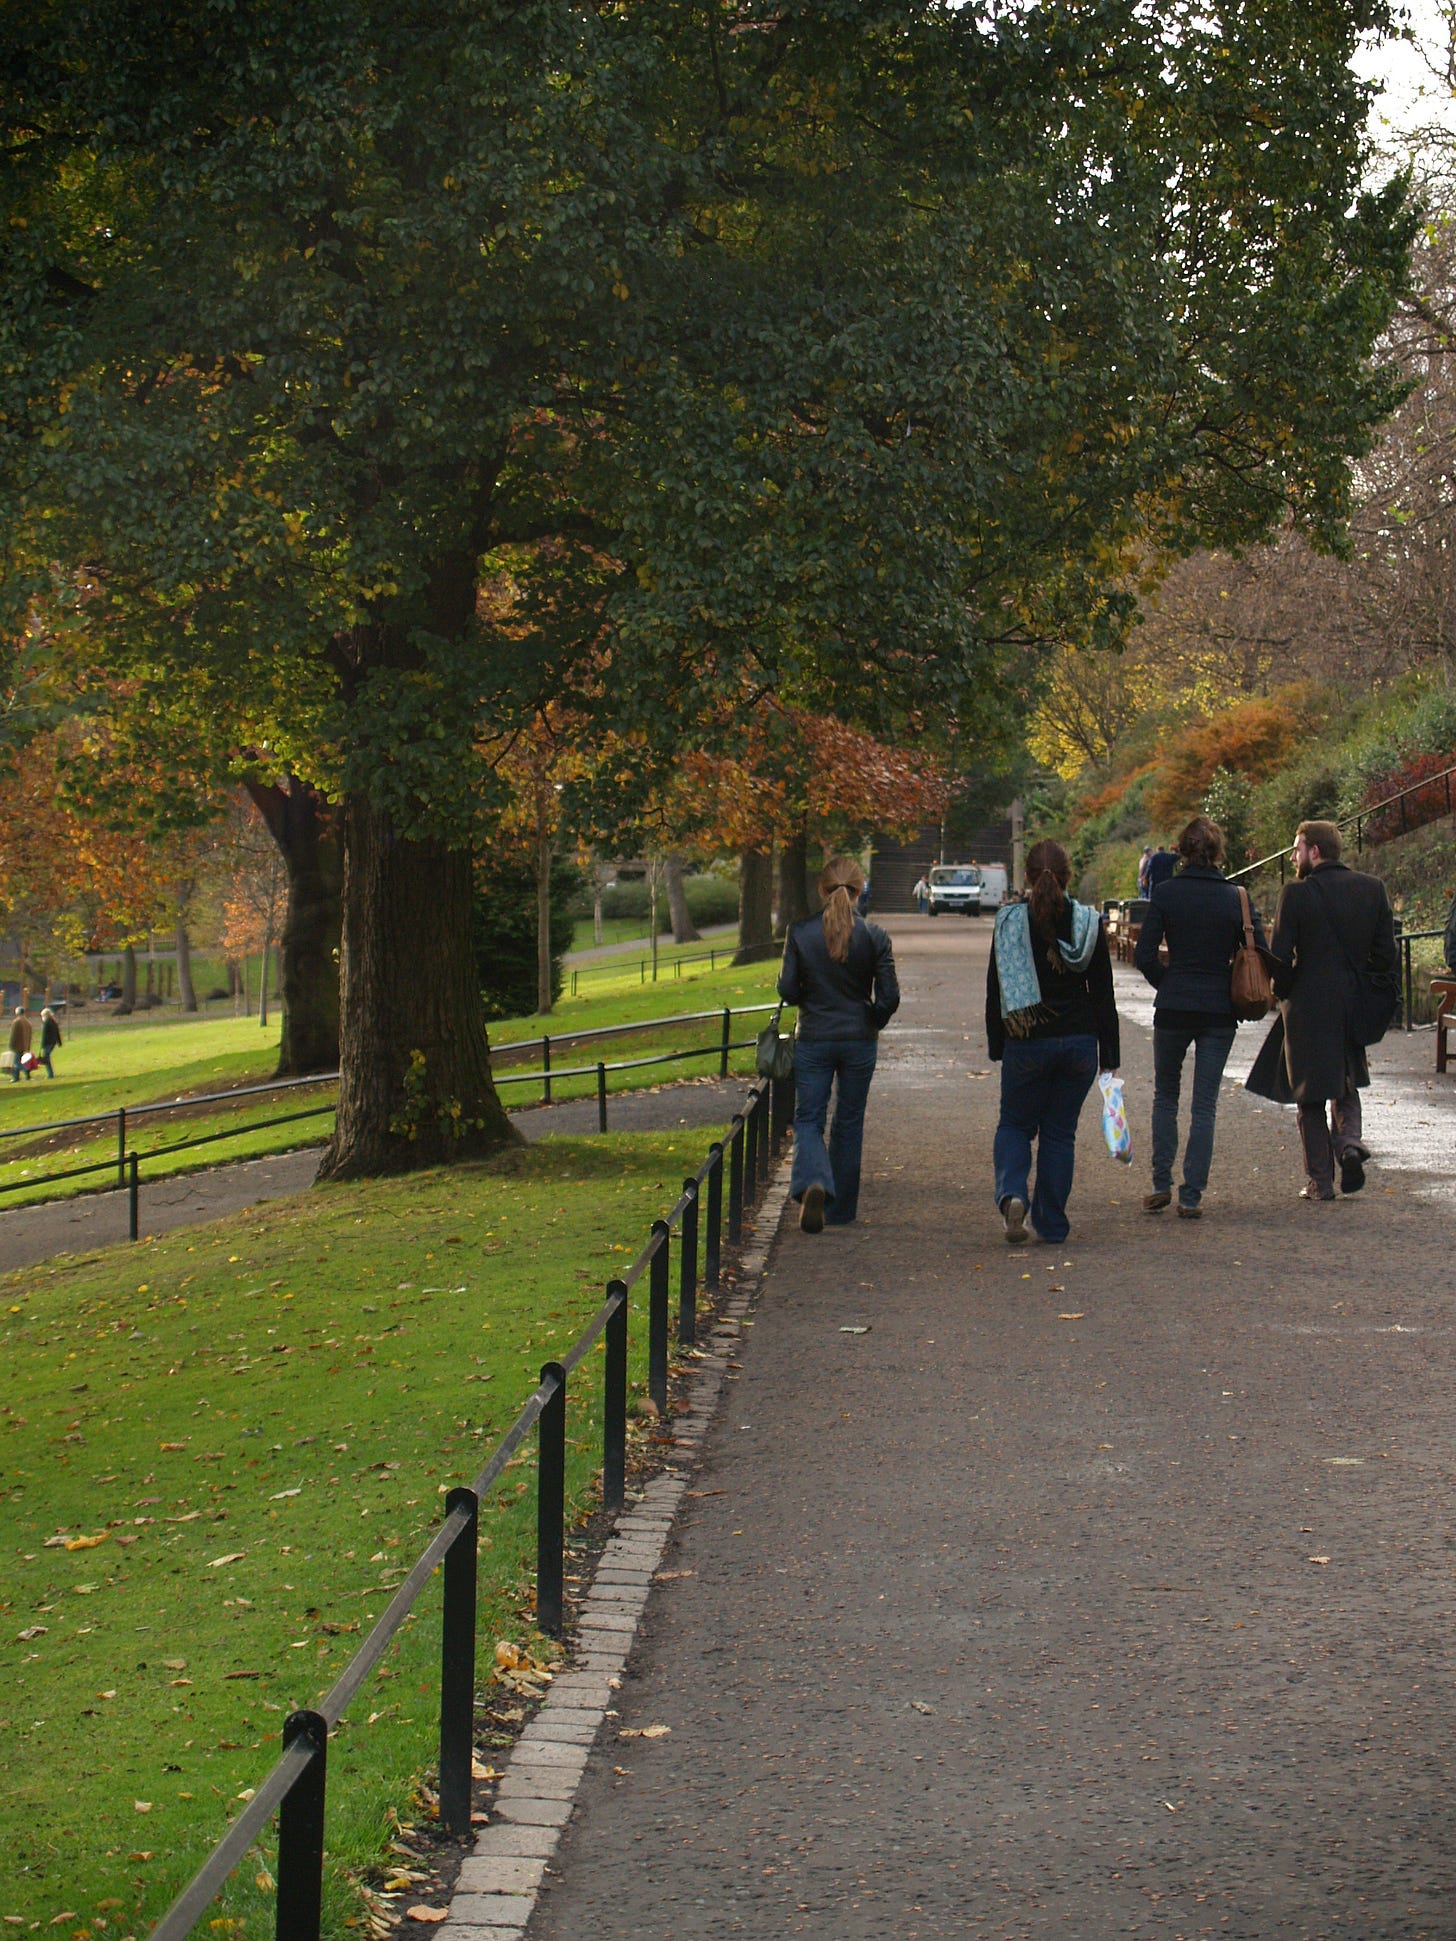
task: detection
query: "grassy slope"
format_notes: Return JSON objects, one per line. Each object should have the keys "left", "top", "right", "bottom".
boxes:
{"left": 0, "top": 963, "right": 779, "bottom": 1206}
{"left": 0, "top": 1131, "right": 708, "bottom": 1937}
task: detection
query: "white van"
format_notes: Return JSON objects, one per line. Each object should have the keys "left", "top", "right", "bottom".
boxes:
{"left": 977, "top": 864, "right": 1009, "bottom": 913}
{"left": 926, "top": 864, "right": 982, "bottom": 916}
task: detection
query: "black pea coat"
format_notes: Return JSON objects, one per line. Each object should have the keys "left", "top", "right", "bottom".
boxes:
{"left": 1248, "top": 862, "right": 1397, "bottom": 1104}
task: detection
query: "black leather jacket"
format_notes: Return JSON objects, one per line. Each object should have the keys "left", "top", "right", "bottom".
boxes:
{"left": 1134, "top": 863, "right": 1267, "bottom": 1018}
{"left": 777, "top": 914, "right": 900, "bottom": 1041}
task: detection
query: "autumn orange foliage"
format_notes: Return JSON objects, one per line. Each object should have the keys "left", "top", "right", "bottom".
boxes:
{"left": 1144, "top": 697, "right": 1302, "bottom": 828}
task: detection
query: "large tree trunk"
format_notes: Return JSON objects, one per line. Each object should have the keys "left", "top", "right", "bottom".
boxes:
{"left": 536, "top": 817, "right": 553, "bottom": 1016}
{"left": 665, "top": 853, "right": 700, "bottom": 944}
{"left": 175, "top": 918, "right": 198, "bottom": 1012}
{"left": 774, "top": 826, "right": 811, "bottom": 936}
{"left": 116, "top": 942, "right": 137, "bottom": 1015}
{"left": 245, "top": 775, "right": 342, "bottom": 1075}
{"left": 317, "top": 795, "right": 520, "bottom": 1180}
{"left": 734, "top": 846, "right": 774, "bottom": 964}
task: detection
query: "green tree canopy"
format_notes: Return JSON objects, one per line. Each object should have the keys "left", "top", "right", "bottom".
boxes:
{"left": 0, "top": 0, "right": 1417, "bottom": 1171}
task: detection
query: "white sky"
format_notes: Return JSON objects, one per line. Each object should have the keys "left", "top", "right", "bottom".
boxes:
{"left": 1354, "top": 0, "right": 1456, "bottom": 153}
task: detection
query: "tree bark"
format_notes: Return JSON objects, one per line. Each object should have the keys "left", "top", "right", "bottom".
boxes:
{"left": 536, "top": 812, "right": 553, "bottom": 1016}
{"left": 175, "top": 917, "right": 197, "bottom": 1011}
{"left": 316, "top": 794, "right": 520, "bottom": 1180}
{"left": 245, "top": 775, "right": 343, "bottom": 1075}
{"left": 775, "top": 826, "right": 811, "bottom": 936}
{"left": 665, "top": 853, "right": 700, "bottom": 943}
{"left": 116, "top": 942, "right": 137, "bottom": 1015}
{"left": 734, "top": 846, "right": 774, "bottom": 963}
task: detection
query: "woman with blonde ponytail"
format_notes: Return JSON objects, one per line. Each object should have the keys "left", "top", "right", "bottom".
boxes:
{"left": 777, "top": 854, "right": 900, "bottom": 1233}
{"left": 986, "top": 840, "right": 1119, "bottom": 1244}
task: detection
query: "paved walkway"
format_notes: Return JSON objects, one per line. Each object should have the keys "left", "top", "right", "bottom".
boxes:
{"left": 510, "top": 916, "right": 1456, "bottom": 1940}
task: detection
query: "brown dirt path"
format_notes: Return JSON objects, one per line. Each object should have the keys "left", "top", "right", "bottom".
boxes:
{"left": 524, "top": 914, "right": 1456, "bottom": 1941}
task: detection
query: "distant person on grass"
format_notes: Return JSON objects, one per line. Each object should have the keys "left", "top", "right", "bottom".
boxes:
{"left": 7, "top": 1006, "right": 32, "bottom": 1081}
{"left": 778, "top": 855, "right": 900, "bottom": 1234}
{"left": 39, "top": 1006, "right": 62, "bottom": 1079}
{"left": 987, "top": 839, "right": 1120, "bottom": 1245}
{"left": 1134, "top": 815, "right": 1266, "bottom": 1221}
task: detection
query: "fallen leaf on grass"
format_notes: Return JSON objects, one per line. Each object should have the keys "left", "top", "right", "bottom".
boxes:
{"left": 162, "top": 1657, "right": 186, "bottom": 1670}
{"left": 16, "top": 1625, "right": 46, "bottom": 1641}
{"left": 270, "top": 1488, "right": 302, "bottom": 1500}
{"left": 158, "top": 1441, "right": 187, "bottom": 1451}
{"left": 910, "top": 1700, "right": 934, "bottom": 1715}
{"left": 64, "top": 1533, "right": 108, "bottom": 1551}
{"left": 209, "top": 1552, "right": 246, "bottom": 1568}
{"left": 405, "top": 1909, "right": 449, "bottom": 1924}
{"left": 48, "top": 1915, "right": 77, "bottom": 1926}
{"left": 134, "top": 1801, "right": 152, "bottom": 1813}
{"left": 1308, "top": 1555, "right": 1331, "bottom": 1566}
{"left": 470, "top": 1759, "right": 501, "bottom": 1780}
{"left": 1057, "top": 1313, "right": 1085, "bottom": 1322}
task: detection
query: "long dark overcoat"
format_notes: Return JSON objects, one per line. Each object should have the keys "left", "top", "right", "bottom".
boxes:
{"left": 1247, "top": 862, "right": 1397, "bottom": 1104}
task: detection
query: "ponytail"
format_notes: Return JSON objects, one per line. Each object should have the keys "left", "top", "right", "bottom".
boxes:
{"left": 817, "top": 854, "right": 866, "bottom": 964}
{"left": 1025, "top": 839, "right": 1071, "bottom": 941}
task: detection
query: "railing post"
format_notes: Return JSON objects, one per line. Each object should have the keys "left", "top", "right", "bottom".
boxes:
{"left": 743, "top": 1084, "right": 759, "bottom": 1197}
{"left": 719, "top": 1007, "right": 731, "bottom": 1077}
{"left": 603, "top": 1281, "right": 628, "bottom": 1513}
{"left": 648, "top": 1221, "right": 670, "bottom": 1415}
{"left": 438, "top": 1487, "right": 479, "bottom": 1836}
{"left": 757, "top": 1084, "right": 771, "bottom": 1188}
{"left": 117, "top": 1108, "right": 127, "bottom": 1188}
{"left": 1403, "top": 929, "right": 1414, "bottom": 1033}
{"left": 704, "top": 1143, "right": 723, "bottom": 1290}
{"left": 728, "top": 1119, "right": 745, "bottom": 1243}
{"left": 275, "top": 1709, "right": 328, "bottom": 1941}
{"left": 542, "top": 1035, "right": 551, "bottom": 1106}
{"left": 536, "top": 1362, "right": 566, "bottom": 1638}
{"left": 128, "top": 1152, "right": 139, "bottom": 1242}
{"left": 679, "top": 1178, "right": 698, "bottom": 1346}
{"left": 597, "top": 1062, "right": 608, "bottom": 1133}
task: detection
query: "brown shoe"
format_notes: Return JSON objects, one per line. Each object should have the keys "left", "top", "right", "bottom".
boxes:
{"left": 1299, "top": 1185, "right": 1336, "bottom": 1203}
{"left": 1143, "top": 1191, "right": 1172, "bottom": 1213}
{"left": 799, "top": 1184, "right": 826, "bottom": 1234}
{"left": 1176, "top": 1203, "right": 1202, "bottom": 1220}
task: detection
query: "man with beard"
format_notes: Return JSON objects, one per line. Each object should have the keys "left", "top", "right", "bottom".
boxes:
{"left": 1248, "top": 820, "right": 1398, "bottom": 1201}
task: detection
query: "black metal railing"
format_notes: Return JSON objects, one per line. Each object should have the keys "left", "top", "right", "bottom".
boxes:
{"left": 146, "top": 1072, "right": 792, "bottom": 1941}
{"left": 0, "top": 1006, "right": 778, "bottom": 1219}
{"left": 1228, "top": 759, "right": 1456, "bottom": 887}
{"left": 566, "top": 937, "right": 778, "bottom": 996}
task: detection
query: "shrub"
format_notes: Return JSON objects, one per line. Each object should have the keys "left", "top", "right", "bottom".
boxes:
{"left": 1145, "top": 694, "right": 1303, "bottom": 828}
{"left": 474, "top": 854, "right": 585, "bottom": 1019}
{"left": 684, "top": 874, "right": 739, "bottom": 925}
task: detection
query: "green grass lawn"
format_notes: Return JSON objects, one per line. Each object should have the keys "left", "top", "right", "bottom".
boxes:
{"left": 0, "top": 1132, "right": 706, "bottom": 1937}
{"left": 0, "top": 962, "right": 780, "bottom": 1207}
{"left": 0, "top": 1017, "right": 285, "bottom": 1136}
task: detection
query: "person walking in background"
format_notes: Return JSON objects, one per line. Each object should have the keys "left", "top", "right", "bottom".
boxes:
{"left": 1134, "top": 816, "right": 1266, "bottom": 1220}
{"left": 7, "top": 1005, "right": 32, "bottom": 1081}
{"left": 38, "top": 1006, "right": 62, "bottom": 1079}
{"left": 987, "top": 839, "right": 1119, "bottom": 1245}
{"left": 1247, "top": 819, "right": 1398, "bottom": 1201}
{"left": 912, "top": 873, "right": 929, "bottom": 915}
{"left": 1137, "top": 846, "right": 1154, "bottom": 898}
{"left": 778, "top": 855, "right": 900, "bottom": 1233}
{"left": 1146, "top": 843, "right": 1178, "bottom": 894}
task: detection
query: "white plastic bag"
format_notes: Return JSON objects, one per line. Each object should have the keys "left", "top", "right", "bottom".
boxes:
{"left": 1098, "top": 1072, "right": 1132, "bottom": 1164}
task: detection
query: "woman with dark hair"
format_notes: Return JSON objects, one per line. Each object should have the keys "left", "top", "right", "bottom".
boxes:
{"left": 986, "top": 839, "right": 1119, "bottom": 1244}
{"left": 777, "top": 855, "right": 900, "bottom": 1233}
{"left": 1134, "top": 814, "right": 1266, "bottom": 1219}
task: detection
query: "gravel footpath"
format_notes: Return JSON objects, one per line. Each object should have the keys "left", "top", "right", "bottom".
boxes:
{"left": 514, "top": 915, "right": 1456, "bottom": 1941}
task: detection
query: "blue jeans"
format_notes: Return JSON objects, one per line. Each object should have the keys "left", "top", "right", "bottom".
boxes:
{"left": 993, "top": 1034, "right": 1099, "bottom": 1243}
{"left": 790, "top": 1038, "right": 879, "bottom": 1225}
{"left": 1151, "top": 1021, "right": 1237, "bottom": 1208}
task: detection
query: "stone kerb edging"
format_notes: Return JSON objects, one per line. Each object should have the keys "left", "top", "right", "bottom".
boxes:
{"left": 439, "top": 1153, "right": 794, "bottom": 1939}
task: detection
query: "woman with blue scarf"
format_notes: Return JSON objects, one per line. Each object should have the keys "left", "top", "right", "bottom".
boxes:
{"left": 986, "top": 840, "right": 1120, "bottom": 1244}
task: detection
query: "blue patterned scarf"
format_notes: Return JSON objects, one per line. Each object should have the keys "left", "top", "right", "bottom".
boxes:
{"left": 994, "top": 898, "right": 1100, "bottom": 1038}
